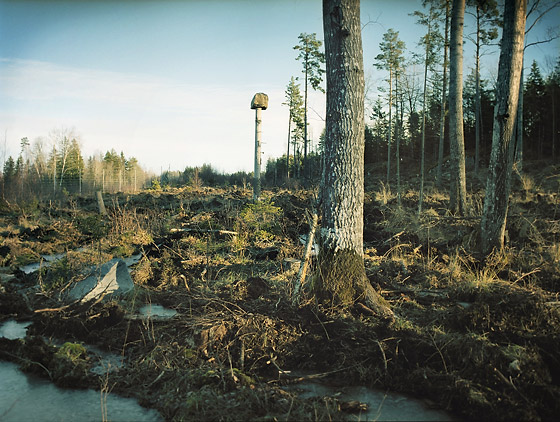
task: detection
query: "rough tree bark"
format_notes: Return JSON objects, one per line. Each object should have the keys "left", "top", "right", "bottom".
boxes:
{"left": 515, "top": 65, "right": 524, "bottom": 171}
{"left": 474, "top": 8, "right": 481, "bottom": 174}
{"left": 448, "top": 0, "right": 468, "bottom": 215}
{"left": 387, "top": 68, "right": 393, "bottom": 187}
{"left": 418, "top": 16, "right": 432, "bottom": 215}
{"left": 318, "top": 0, "right": 393, "bottom": 318}
{"left": 286, "top": 109, "right": 291, "bottom": 179}
{"left": 481, "top": 0, "right": 527, "bottom": 255}
{"left": 436, "top": 0, "right": 450, "bottom": 187}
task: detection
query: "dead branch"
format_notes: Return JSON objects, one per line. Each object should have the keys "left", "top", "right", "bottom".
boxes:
{"left": 171, "top": 228, "right": 238, "bottom": 235}
{"left": 34, "top": 304, "right": 71, "bottom": 313}
{"left": 292, "top": 211, "right": 318, "bottom": 305}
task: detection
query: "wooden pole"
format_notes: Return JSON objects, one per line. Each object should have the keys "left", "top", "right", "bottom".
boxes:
{"left": 251, "top": 93, "right": 268, "bottom": 201}
{"left": 254, "top": 107, "right": 262, "bottom": 201}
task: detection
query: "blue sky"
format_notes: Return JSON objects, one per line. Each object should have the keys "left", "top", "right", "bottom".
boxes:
{"left": 1, "top": 0, "right": 558, "bottom": 174}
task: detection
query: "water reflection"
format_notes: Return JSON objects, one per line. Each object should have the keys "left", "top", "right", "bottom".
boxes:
{"left": 88, "top": 345, "right": 126, "bottom": 376}
{"left": 19, "top": 253, "right": 66, "bottom": 274}
{"left": 294, "top": 382, "right": 453, "bottom": 421}
{"left": 138, "top": 304, "right": 177, "bottom": 319}
{"left": 0, "top": 361, "right": 161, "bottom": 422}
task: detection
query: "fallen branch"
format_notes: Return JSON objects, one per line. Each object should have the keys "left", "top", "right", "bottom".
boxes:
{"left": 494, "top": 367, "right": 531, "bottom": 404}
{"left": 513, "top": 268, "right": 541, "bottom": 284}
{"left": 172, "top": 227, "right": 238, "bottom": 235}
{"left": 276, "top": 367, "right": 348, "bottom": 384}
{"left": 34, "top": 304, "right": 71, "bottom": 313}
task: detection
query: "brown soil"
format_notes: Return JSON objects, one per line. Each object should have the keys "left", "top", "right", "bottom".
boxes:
{"left": 1, "top": 163, "right": 559, "bottom": 421}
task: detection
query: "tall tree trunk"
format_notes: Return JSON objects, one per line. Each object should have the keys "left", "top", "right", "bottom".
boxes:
{"left": 287, "top": 110, "right": 292, "bottom": 179}
{"left": 474, "top": 6, "right": 482, "bottom": 174}
{"left": 418, "top": 20, "right": 431, "bottom": 215}
{"left": 396, "top": 72, "right": 401, "bottom": 207}
{"left": 52, "top": 146, "right": 56, "bottom": 194}
{"left": 515, "top": 65, "right": 524, "bottom": 171}
{"left": 448, "top": 0, "right": 468, "bottom": 215}
{"left": 481, "top": 0, "right": 527, "bottom": 255}
{"left": 319, "top": 0, "right": 392, "bottom": 318}
{"left": 436, "top": 0, "right": 450, "bottom": 186}
{"left": 553, "top": 83, "right": 557, "bottom": 160}
{"left": 304, "top": 62, "right": 309, "bottom": 182}
{"left": 387, "top": 69, "right": 393, "bottom": 187}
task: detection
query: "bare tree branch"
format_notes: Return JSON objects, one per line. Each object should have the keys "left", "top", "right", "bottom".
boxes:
{"left": 525, "top": 0, "right": 559, "bottom": 34}
{"left": 361, "top": 13, "right": 382, "bottom": 31}
{"left": 525, "top": 33, "right": 560, "bottom": 49}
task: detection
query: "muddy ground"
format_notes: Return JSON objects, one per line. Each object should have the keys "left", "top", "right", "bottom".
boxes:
{"left": 1, "top": 161, "right": 560, "bottom": 421}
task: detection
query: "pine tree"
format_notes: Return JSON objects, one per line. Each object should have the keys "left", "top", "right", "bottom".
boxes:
{"left": 374, "top": 29, "right": 406, "bottom": 187}
{"left": 3, "top": 156, "right": 15, "bottom": 181}
{"left": 466, "top": 0, "right": 500, "bottom": 173}
{"left": 283, "top": 77, "right": 305, "bottom": 179}
{"left": 413, "top": 3, "right": 443, "bottom": 214}
{"left": 547, "top": 56, "right": 560, "bottom": 159}
{"left": 294, "top": 33, "right": 325, "bottom": 182}
{"left": 524, "top": 60, "right": 546, "bottom": 158}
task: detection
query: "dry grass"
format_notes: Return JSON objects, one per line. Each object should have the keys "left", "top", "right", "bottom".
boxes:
{"left": 2, "top": 161, "right": 560, "bottom": 421}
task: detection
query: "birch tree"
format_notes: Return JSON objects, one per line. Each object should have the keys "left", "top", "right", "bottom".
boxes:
{"left": 318, "top": 0, "right": 392, "bottom": 317}
{"left": 49, "top": 127, "right": 79, "bottom": 190}
{"left": 481, "top": 0, "right": 527, "bottom": 255}
{"left": 31, "top": 137, "right": 48, "bottom": 180}
{"left": 448, "top": 0, "right": 468, "bottom": 215}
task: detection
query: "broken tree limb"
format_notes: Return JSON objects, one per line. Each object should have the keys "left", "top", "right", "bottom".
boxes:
{"left": 292, "top": 211, "right": 318, "bottom": 305}
{"left": 34, "top": 304, "right": 72, "bottom": 313}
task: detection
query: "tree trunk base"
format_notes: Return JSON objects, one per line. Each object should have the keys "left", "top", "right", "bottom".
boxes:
{"left": 314, "top": 248, "right": 393, "bottom": 320}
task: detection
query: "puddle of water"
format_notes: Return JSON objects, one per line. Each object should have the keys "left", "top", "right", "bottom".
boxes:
{"left": 19, "top": 261, "right": 49, "bottom": 275}
{"left": 19, "top": 252, "right": 71, "bottom": 274}
{"left": 0, "top": 361, "right": 161, "bottom": 421}
{"left": 293, "top": 382, "right": 453, "bottom": 421}
{"left": 138, "top": 304, "right": 177, "bottom": 319}
{"left": 0, "top": 320, "right": 32, "bottom": 340}
{"left": 122, "top": 253, "right": 142, "bottom": 267}
{"left": 0, "top": 320, "right": 125, "bottom": 376}
{"left": 88, "top": 346, "right": 126, "bottom": 376}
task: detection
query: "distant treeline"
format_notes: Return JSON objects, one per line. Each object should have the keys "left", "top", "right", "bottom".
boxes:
{"left": 1, "top": 128, "right": 152, "bottom": 202}
{"left": 2, "top": 56, "right": 558, "bottom": 200}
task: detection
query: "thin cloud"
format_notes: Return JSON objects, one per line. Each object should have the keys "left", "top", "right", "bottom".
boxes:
{"left": 0, "top": 58, "right": 312, "bottom": 173}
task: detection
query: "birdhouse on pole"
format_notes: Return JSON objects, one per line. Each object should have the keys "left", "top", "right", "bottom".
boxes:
{"left": 251, "top": 93, "right": 268, "bottom": 110}
{"left": 251, "top": 93, "right": 268, "bottom": 201}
